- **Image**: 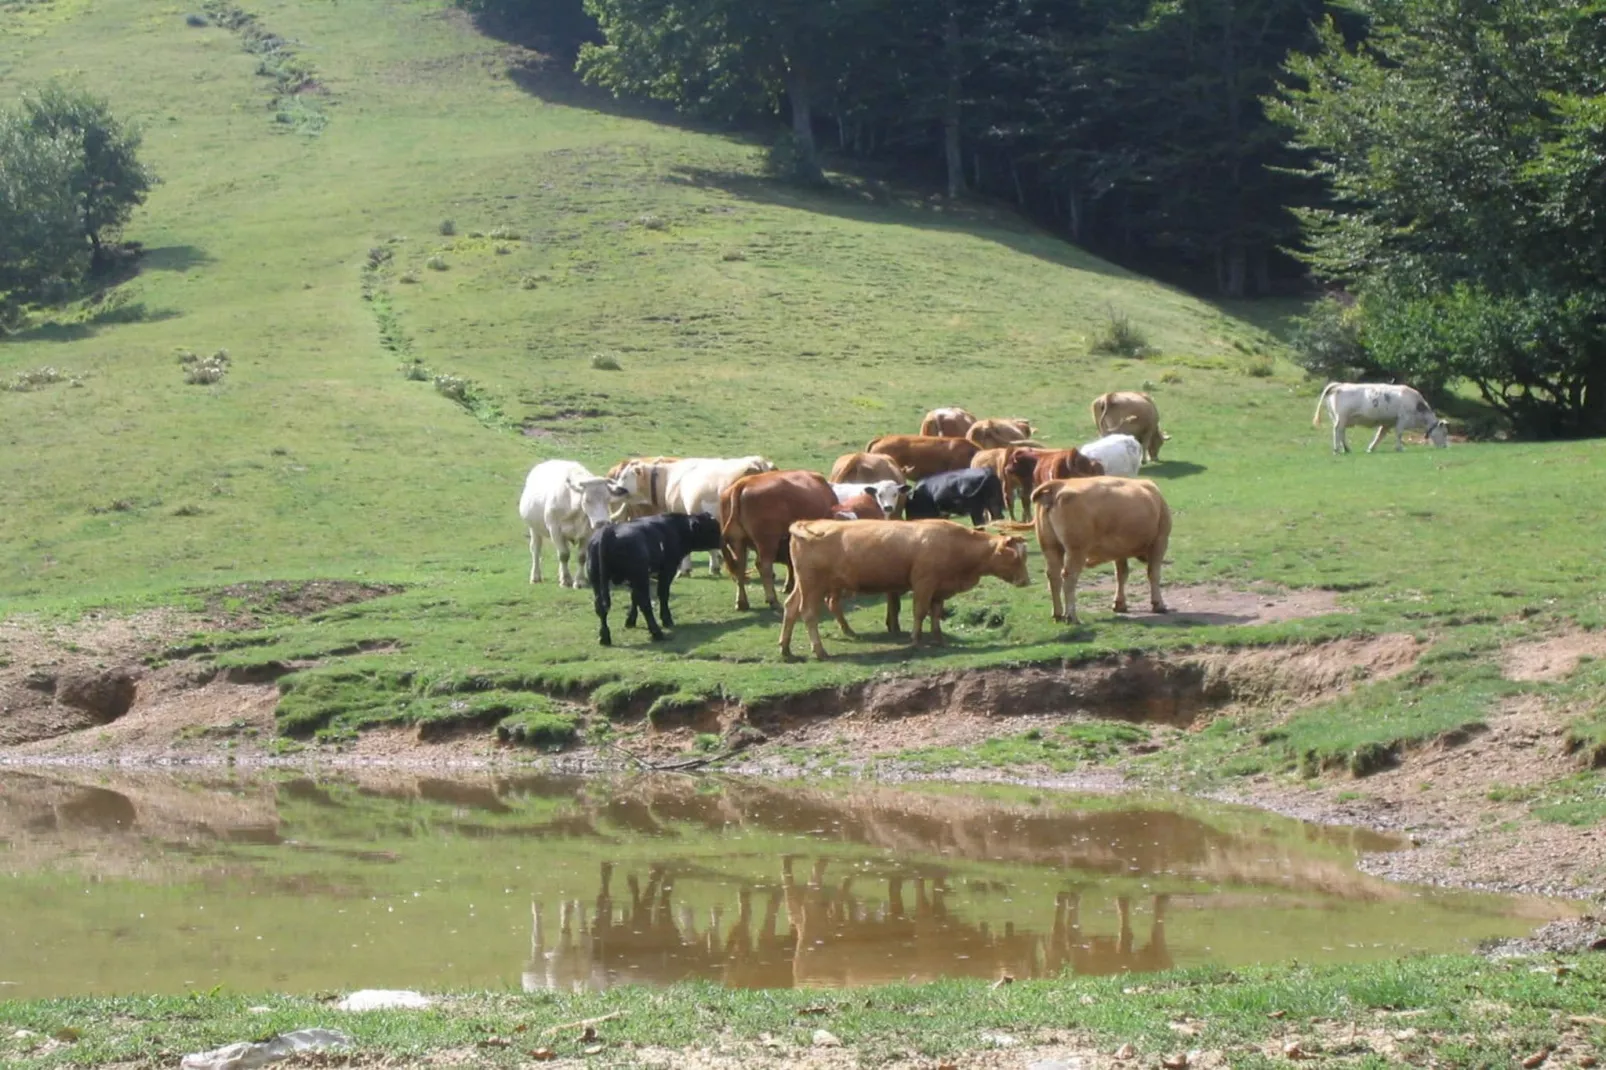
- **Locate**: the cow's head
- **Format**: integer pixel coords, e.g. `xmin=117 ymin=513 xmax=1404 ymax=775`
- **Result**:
xmin=1067 ymin=449 xmax=1105 ymax=478
xmin=989 ymin=535 xmax=1032 ymax=587
xmin=1425 ymin=418 xmax=1449 ymax=448
xmin=569 ymin=474 xmax=631 ymax=528
xmin=684 ymin=511 xmax=723 ymax=552
xmin=869 ymin=480 xmax=905 ymax=518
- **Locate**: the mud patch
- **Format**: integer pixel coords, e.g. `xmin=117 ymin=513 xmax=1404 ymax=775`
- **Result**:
xmin=1503 ymin=629 xmax=1606 ymax=682
xmin=747 ymin=634 xmax=1421 ymax=750
xmin=189 ymin=579 xmax=404 ymax=625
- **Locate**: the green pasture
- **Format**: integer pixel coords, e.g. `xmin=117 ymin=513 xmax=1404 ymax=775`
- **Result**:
xmin=2 ymin=0 xmax=1606 ymax=776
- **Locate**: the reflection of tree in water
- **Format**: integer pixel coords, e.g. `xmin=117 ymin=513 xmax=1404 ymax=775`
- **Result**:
xmin=523 ymin=859 xmax=1169 ymax=991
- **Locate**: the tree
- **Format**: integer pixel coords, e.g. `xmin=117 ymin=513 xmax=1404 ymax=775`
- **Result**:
xmin=0 ymin=120 xmax=87 ymax=325
xmin=13 ymin=83 xmax=153 ymax=263
xmin=580 ymin=0 xmax=884 ymax=183
xmin=1272 ymin=1 xmax=1606 ymax=436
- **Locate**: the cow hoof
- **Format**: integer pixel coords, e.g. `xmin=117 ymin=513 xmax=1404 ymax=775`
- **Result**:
xmin=662 ymin=615 xmax=675 ymax=628
xmin=1152 ymin=603 xmax=1170 ymax=614
xmin=598 ymin=634 xmax=612 ymax=647
xmin=649 ymin=632 xmax=666 ymax=642
xmin=1112 ymin=602 xmax=1128 ymax=614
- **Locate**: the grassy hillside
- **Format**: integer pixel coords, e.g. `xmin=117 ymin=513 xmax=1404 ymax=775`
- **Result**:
xmin=3 ymin=0 xmax=1605 ymax=756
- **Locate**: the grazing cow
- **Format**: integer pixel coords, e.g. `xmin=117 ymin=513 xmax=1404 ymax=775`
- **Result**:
xmin=919 ymin=407 xmax=977 ymax=438
xmin=1032 ymin=476 xmax=1171 ymax=625
xmin=1078 ymin=434 xmax=1144 ymax=477
xmin=865 ymin=434 xmax=979 ymax=480
xmin=518 ymin=460 xmax=629 ymax=587
xmin=719 ymin=470 xmax=843 ymax=611
xmin=1091 ymin=391 xmax=1169 ymax=463
xmin=905 ymin=468 xmax=1007 ymax=527
xmin=965 ymin=418 xmax=1036 ymax=450
xmin=831 ymin=480 xmax=906 ymax=519
xmin=779 ymin=519 xmax=1031 ymax=660
xmin=1008 ymin=447 xmax=1105 ymax=500
xmin=971 ymin=447 xmax=1031 ymax=521
xmin=1312 ymin=382 xmax=1450 ymax=453
xmin=659 ymin=456 xmax=776 ymax=575
xmin=586 ymin=512 xmax=722 ymax=645
xmin=606 ymin=456 xmax=680 ymax=520
xmin=829 ymin=451 xmax=907 ymax=485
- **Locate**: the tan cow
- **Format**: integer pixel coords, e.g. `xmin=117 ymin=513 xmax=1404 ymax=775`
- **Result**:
xmin=720 ymin=470 xmax=843 ymax=611
xmin=1032 ymin=476 xmax=1171 ymax=624
xmin=1090 ymin=391 xmax=1169 ymax=463
xmin=606 ymin=456 xmax=680 ymax=520
xmin=971 ymin=447 xmax=1029 ymax=521
xmin=828 ymin=451 xmax=907 ymax=486
xmin=919 ymin=406 xmax=977 ymax=438
xmin=779 ymin=518 xmax=1030 ymax=660
xmin=865 ymin=434 xmax=979 ymax=480
xmin=964 ymin=418 xmax=1035 ymax=449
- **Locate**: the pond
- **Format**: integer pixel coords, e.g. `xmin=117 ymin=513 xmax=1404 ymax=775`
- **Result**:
xmin=0 ymin=768 xmax=1579 ymax=999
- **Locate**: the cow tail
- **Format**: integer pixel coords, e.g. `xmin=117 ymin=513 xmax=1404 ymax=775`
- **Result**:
xmin=1312 ymin=383 xmax=1338 ymax=427
xmin=865 ymin=437 xmax=881 ymax=453
xmin=1091 ymin=395 xmax=1107 ymax=434
xmin=718 ymin=481 xmax=743 ymax=573
xmin=589 ymin=526 xmax=613 ymax=603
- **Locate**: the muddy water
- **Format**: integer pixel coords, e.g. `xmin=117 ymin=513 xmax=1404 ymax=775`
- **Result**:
xmin=0 ymin=769 xmax=1579 ymax=998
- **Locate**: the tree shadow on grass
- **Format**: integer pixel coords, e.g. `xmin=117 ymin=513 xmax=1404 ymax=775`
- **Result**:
xmin=140 ymin=245 xmax=215 ymax=273
xmin=2 ymin=302 xmax=181 ymax=344
xmin=665 ymin=164 xmax=1131 ymax=282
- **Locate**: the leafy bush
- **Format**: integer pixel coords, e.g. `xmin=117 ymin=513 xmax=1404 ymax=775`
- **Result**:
xmin=432 ymin=373 xmax=471 ymax=402
xmin=4 ymin=366 xmax=81 ymax=392
xmin=178 ymin=348 xmax=231 ymax=385
xmin=426 ymin=255 xmax=447 ymax=271
xmin=1289 ymin=294 xmax=1378 ymax=383
xmin=637 ymin=214 xmax=665 ymax=231
xmin=438 ymin=218 xmax=456 ymax=236
xmin=1244 ymin=355 xmax=1275 ymax=378
xmin=1089 ymin=306 xmax=1152 ymax=358
xmin=488 ymin=225 xmax=519 ymax=241
xmin=590 ymin=353 xmax=621 ymax=371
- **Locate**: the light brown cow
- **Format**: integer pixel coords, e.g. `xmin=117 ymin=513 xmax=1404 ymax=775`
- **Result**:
xmin=964 ymin=418 xmax=1035 ymax=450
xmin=828 ymin=451 xmax=907 ymax=486
xmin=780 ymin=518 xmax=1031 ymax=660
xmin=1031 ymin=476 xmax=1171 ymax=624
xmin=971 ymin=447 xmax=1030 ymax=521
xmin=919 ymin=407 xmax=977 ymax=438
xmin=865 ymin=434 xmax=979 ymax=481
xmin=606 ymin=456 xmax=680 ymax=520
xmin=1090 ymin=391 xmax=1169 ymax=463
xmin=719 ymin=470 xmax=842 ymax=611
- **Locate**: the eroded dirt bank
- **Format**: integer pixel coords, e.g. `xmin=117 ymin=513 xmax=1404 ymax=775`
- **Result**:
xmin=4 ymin=598 xmax=1605 ymax=902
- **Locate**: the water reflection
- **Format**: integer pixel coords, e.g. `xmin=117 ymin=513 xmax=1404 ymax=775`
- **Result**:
xmin=0 ymin=767 xmax=1582 ymax=999
xmin=523 ymin=858 xmax=1175 ymax=990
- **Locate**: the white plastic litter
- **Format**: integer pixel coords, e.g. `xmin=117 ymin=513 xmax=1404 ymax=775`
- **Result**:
xmin=335 ymin=989 xmax=433 ymax=1011
xmin=180 ymin=1028 xmax=353 ymax=1070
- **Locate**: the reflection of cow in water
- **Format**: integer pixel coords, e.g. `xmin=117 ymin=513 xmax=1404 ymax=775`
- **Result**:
xmin=523 ymin=859 xmax=1171 ymax=990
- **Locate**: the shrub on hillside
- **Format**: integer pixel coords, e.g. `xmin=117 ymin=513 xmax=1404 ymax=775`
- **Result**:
xmin=1290 ymin=293 xmax=1377 ymax=383
xmin=178 ymin=348 xmax=231 ymax=385
xmin=1089 ymin=306 xmax=1152 ymax=358
xmin=590 ymin=353 xmax=621 ymax=371
xmin=439 ymin=219 xmax=456 ymax=236
xmin=426 ymin=255 xmax=448 ymax=271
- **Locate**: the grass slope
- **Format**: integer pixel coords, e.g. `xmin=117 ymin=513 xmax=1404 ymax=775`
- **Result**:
xmin=3 ymin=0 xmax=1606 ymax=764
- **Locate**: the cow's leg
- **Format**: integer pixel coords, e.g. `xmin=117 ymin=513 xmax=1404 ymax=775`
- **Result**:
xmin=830 ymin=590 xmax=857 ymax=637
xmin=969 ymin=507 xmax=986 ymax=528
xmin=885 ymin=593 xmax=903 ymax=635
xmin=528 ymin=527 xmax=544 ymax=584
xmin=929 ymin=599 xmax=947 ymax=644
xmin=707 ymin=549 xmax=723 ymax=576
xmin=725 ymin=533 xmax=751 ymax=611
xmin=1367 ymin=424 xmax=1388 ymax=453
xmin=757 ymin=543 xmax=783 ymax=610
xmin=1146 ymin=550 xmax=1168 ymax=614
xmin=780 ymin=586 xmax=802 ymax=659
xmin=1112 ymin=558 xmax=1130 ymax=613
xmin=657 ymin=566 xmax=677 ymax=629
xmin=910 ymin=592 xmax=929 ymax=646
xmin=802 ymin=587 xmax=829 ymax=660
xmin=554 ymin=533 xmax=576 ymax=588
xmin=633 ymin=574 xmax=665 ymax=641
xmin=1333 ymin=417 xmax=1347 ymax=454
xmin=1040 ymin=534 xmax=1067 ymax=622
xmin=1062 ymin=558 xmax=1084 ymax=625
xmin=593 ymin=577 xmax=613 ymax=646
xmin=1393 ymin=418 xmax=1407 ymax=451
xmin=677 ymin=554 xmax=694 ymax=578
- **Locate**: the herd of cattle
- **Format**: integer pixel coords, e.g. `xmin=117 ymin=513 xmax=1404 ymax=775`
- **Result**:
xmin=517 ymin=382 xmax=1451 ymax=659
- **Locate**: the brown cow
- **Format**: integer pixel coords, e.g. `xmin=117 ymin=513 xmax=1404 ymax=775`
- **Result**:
xmin=833 ymin=491 xmax=886 ymax=520
xmin=1007 ymin=448 xmax=1104 ymax=501
xmin=1090 ymin=392 xmax=1169 ymax=463
xmin=971 ymin=447 xmax=1029 ymax=521
xmin=606 ymin=456 xmax=680 ymax=520
xmin=918 ymin=407 xmax=977 ymax=438
xmin=779 ymin=518 xmax=1030 ymax=660
xmin=964 ymin=418 xmax=1035 ymax=450
xmin=1031 ymin=476 xmax=1171 ymax=624
xmin=865 ymin=434 xmax=979 ymax=481
xmin=719 ymin=470 xmax=841 ymax=611
xmin=828 ymin=452 xmax=907 ymax=485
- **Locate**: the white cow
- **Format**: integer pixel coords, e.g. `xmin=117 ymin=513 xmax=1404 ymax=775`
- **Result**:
xmin=1313 ymin=382 xmax=1449 ymax=453
xmin=1077 ymin=434 xmax=1144 ymax=477
xmin=830 ymin=480 xmax=906 ymax=518
xmin=518 ymin=460 xmax=628 ymax=587
xmin=663 ymin=456 xmax=775 ymax=574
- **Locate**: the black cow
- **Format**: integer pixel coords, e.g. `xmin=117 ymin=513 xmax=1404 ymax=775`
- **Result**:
xmin=905 ymin=468 xmax=1006 ymax=527
xmin=586 ymin=512 xmax=722 ymax=646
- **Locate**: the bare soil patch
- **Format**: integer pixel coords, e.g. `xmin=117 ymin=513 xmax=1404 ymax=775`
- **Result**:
xmin=1227 ymin=693 xmax=1606 ymax=899
xmin=1503 ymin=628 xmax=1606 ymax=682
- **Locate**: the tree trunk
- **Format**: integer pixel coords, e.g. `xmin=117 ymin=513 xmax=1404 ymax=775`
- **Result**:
xmin=1011 ymin=159 xmax=1025 ymax=206
xmin=942 ymin=5 xmax=964 ymax=199
xmin=1582 ymin=354 xmax=1606 ymax=435
xmin=785 ymin=64 xmax=825 ymax=185
xmin=1067 ymin=188 xmax=1082 ymax=242
xmin=1222 ymin=245 xmax=1247 ymax=298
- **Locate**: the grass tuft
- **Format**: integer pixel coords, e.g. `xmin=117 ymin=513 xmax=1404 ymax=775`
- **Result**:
xmin=1089 ymin=305 xmax=1152 ymax=358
